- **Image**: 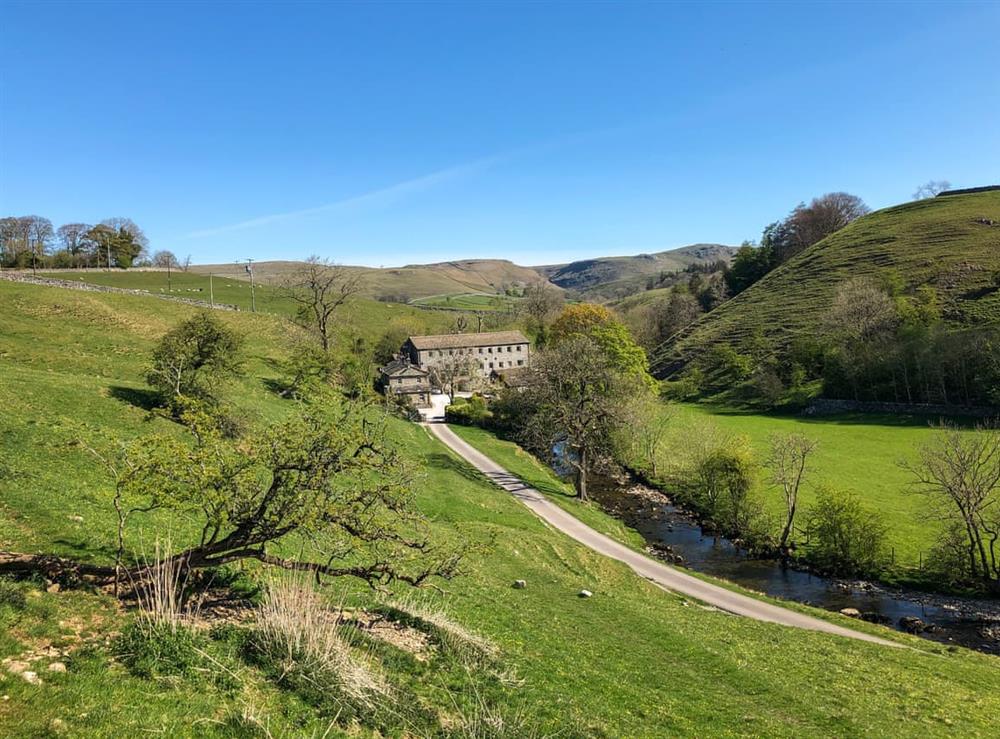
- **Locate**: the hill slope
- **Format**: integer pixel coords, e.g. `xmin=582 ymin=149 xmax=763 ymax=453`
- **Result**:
xmin=3 ymin=281 xmax=999 ymax=734
xmin=653 ymin=191 xmax=1000 ymax=375
xmin=192 ymin=258 xmax=552 ymax=301
xmin=537 ymin=243 xmax=735 ymax=297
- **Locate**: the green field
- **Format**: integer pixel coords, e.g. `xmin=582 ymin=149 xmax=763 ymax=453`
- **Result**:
xmin=41 ymin=269 xmax=457 ymax=336
xmin=642 ymin=403 xmax=986 ymax=583
xmin=409 ymin=291 xmax=522 ymax=312
xmin=2 ymin=281 xmax=999 ymax=736
xmin=655 ymin=190 xmax=1000 ymax=373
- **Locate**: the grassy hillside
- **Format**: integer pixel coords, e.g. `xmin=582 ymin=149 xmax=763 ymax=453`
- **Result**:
xmin=654 ymin=191 xmax=1000 ymax=375
xmin=537 ymin=243 xmax=734 ymax=299
xmin=191 ymin=258 xmax=550 ymax=301
xmin=2 ymin=281 xmax=1000 ymax=736
xmin=41 ymin=269 xmax=458 ymax=334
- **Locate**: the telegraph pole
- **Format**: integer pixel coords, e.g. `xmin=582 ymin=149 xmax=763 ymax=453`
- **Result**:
xmin=245 ymin=259 xmax=256 ymax=312
xmin=209 ymin=273 xmax=215 ymax=307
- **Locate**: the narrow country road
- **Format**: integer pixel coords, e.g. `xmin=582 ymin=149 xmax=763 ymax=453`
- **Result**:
xmin=424 ymin=421 xmax=900 ymax=648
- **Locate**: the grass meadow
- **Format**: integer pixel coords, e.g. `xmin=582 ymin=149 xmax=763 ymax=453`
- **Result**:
xmin=1 ymin=280 xmax=999 ymax=736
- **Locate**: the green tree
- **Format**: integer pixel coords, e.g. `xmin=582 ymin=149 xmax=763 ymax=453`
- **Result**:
xmin=805 ymin=487 xmax=887 ymax=575
xmin=521 ymin=335 xmax=643 ymax=500
xmin=549 ymin=303 xmax=653 ymax=387
xmin=147 ymin=312 xmax=244 ymax=408
xmin=92 ymin=397 xmax=464 ymax=587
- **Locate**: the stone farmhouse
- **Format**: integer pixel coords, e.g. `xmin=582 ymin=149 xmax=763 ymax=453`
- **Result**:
xmin=379 ymin=330 xmax=532 ymax=407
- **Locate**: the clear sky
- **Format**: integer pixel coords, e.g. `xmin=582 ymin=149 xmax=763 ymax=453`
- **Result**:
xmin=2 ymin=1 xmax=998 ymax=268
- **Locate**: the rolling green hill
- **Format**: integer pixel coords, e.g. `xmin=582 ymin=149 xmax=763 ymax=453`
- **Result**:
xmin=537 ymin=243 xmax=735 ymax=299
xmin=191 ymin=258 xmax=550 ymax=302
xmin=3 ymin=280 xmax=999 ymax=735
xmin=653 ymin=190 xmax=1000 ymax=376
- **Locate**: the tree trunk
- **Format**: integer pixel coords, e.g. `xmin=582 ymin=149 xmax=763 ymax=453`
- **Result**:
xmin=575 ymin=448 xmax=589 ymax=501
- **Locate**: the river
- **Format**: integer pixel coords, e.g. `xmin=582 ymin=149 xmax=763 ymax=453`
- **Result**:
xmin=589 ymin=477 xmax=1000 ymax=654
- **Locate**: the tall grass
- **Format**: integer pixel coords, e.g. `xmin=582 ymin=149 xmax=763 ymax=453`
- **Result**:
xmin=132 ymin=539 xmax=189 ymax=630
xmin=253 ymin=575 xmax=387 ymax=707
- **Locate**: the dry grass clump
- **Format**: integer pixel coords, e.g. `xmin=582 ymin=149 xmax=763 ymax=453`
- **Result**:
xmin=132 ymin=539 xmax=189 ymax=631
xmin=390 ymin=596 xmax=498 ymax=662
xmin=254 ymin=575 xmax=388 ymax=707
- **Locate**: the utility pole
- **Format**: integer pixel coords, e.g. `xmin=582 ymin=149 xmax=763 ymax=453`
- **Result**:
xmin=166 ymin=258 xmax=172 ymax=293
xmin=209 ymin=273 xmax=214 ymax=307
xmin=245 ymin=259 xmax=256 ymax=312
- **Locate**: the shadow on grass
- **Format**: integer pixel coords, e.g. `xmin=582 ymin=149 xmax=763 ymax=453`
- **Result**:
xmin=108 ymin=385 xmax=161 ymax=412
xmin=695 ymin=403 xmax=986 ymax=429
xmin=426 ymin=453 xmax=489 ymax=485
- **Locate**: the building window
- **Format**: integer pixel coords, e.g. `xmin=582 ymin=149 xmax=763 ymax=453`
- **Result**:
xmin=489 ymin=362 xmax=494 ymax=369
xmin=517 ymin=360 xmax=524 ymax=366
xmin=516 ymin=345 xmax=522 ymax=352
xmin=488 ymin=347 xmax=493 ymax=353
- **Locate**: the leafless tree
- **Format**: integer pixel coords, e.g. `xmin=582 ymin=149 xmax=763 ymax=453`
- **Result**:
xmin=902 ymin=423 xmax=1000 ymax=591
xmin=429 ymin=354 xmax=478 ymax=401
xmin=823 ymin=276 xmax=898 ymax=345
xmin=766 ymin=433 xmax=819 ymax=553
xmin=182 ymin=254 xmax=192 ymax=271
xmin=56 ymin=223 xmax=92 ymax=263
xmin=622 ymin=397 xmax=674 ymax=479
xmin=100 ymin=217 xmax=149 ymax=248
xmin=152 ymin=250 xmax=180 ymax=269
xmin=789 ymin=192 xmax=870 ymax=252
xmin=283 ymin=256 xmax=364 ymax=352
xmin=522 ymin=281 xmax=564 ymax=342
xmin=912 ymin=180 xmax=951 ymax=200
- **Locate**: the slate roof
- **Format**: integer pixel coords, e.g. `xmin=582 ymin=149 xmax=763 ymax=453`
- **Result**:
xmin=380 ymin=359 xmax=429 ymax=377
xmin=407 ymin=331 xmax=530 ymax=350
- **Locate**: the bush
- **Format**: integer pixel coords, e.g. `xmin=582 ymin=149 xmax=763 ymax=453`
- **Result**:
xmin=115 ymin=620 xmax=206 ymax=678
xmin=688 ymin=441 xmax=773 ymax=549
xmin=446 ymin=395 xmax=493 ymax=427
xmin=804 ymin=487 xmax=887 ymax=576
xmin=147 ymin=311 xmax=244 ymax=409
xmin=0 ymin=577 xmax=27 ymax=611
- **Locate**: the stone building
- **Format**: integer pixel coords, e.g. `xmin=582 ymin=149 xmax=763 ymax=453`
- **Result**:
xmin=378 ymin=330 xmax=532 ymax=406
xmin=401 ymin=330 xmax=531 ymax=379
xmin=378 ymin=357 xmax=432 ymax=408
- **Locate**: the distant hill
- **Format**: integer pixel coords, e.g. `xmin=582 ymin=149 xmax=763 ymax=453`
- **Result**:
xmin=191 ymin=259 xmax=550 ymax=302
xmin=652 ymin=190 xmax=1000 ymax=377
xmin=192 ymin=245 xmax=735 ymax=304
xmin=536 ymin=243 xmax=735 ymax=299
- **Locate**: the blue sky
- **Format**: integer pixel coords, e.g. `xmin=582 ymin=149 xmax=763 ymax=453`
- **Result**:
xmin=2 ymin=1 xmax=998 ymax=267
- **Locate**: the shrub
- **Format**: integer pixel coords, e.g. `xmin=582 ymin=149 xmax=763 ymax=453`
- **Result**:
xmin=0 ymin=577 xmax=27 ymax=611
xmin=804 ymin=487 xmax=887 ymax=576
xmin=446 ymin=395 xmax=493 ymax=427
xmin=147 ymin=311 xmax=244 ymax=409
xmin=115 ymin=620 xmax=206 ymax=678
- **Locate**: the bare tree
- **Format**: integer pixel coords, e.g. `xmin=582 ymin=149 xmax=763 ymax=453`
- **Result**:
xmin=623 ymin=397 xmax=674 ymax=479
xmin=766 ymin=433 xmax=819 ymax=554
xmin=56 ymin=223 xmax=93 ymax=265
xmin=284 ymin=256 xmax=364 ymax=352
xmin=522 ymin=281 xmax=564 ymax=343
xmin=100 ymin=217 xmax=149 ymax=248
xmin=429 ymin=354 xmax=478 ymax=401
xmin=912 ymin=180 xmax=951 ymax=200
xmin=182 ymin=254 xmax=192 ymax=272
xmin=788 ymin=192 xmax=870 ymax=254
xmin=152 ymin=250 xmax=180 ymax=269
xmin=823 ymin=276 xmax=898 ymax=345
xmin=24 ymin=216 xmax=54 ymax=273
xmin=903 ymin=424 xmax=1000 ymax=591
